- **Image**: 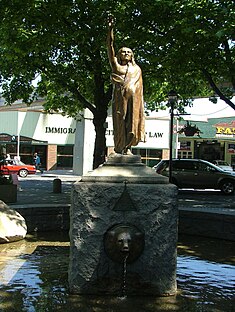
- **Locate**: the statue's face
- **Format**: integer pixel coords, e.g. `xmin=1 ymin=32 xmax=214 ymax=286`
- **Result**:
xmin=119 ymin=47 xmax=132 ymax=63
xmin=117 ymin=231 xmax=131 ymax=252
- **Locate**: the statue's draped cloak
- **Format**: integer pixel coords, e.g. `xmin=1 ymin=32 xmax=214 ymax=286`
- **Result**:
xmin=111 ymin=64 xmax=146 ymax=153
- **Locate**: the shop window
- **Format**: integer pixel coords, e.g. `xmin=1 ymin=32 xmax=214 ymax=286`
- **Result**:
xmin=4 ymin=143 xmax=47 ymax=166
xmin=131 ymin=148 xmax=162 ymax=167
xmin=31 ymin=146 xmax=47 ymax=167
xmin=20 ymin=146 xmax=36 ymax=164
xmin=177 ymin=151 xmax=192 ymax=159
xmin=6 ymin=144 xmax=17 ymax=154
xmin=178 ymin=141 xmax=192 ymax=159
xmin=179 ymin=141 xmax=191 ymax=150
xmin=57 ymin=145 xmax=73 ymax=168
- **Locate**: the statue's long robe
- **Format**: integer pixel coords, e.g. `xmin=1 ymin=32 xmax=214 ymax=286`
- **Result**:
xmin=111 ymin=64 xmax=146 ymax=153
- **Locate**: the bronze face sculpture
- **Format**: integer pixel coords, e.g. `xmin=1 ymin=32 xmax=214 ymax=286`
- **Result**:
xmin=104 ymin=224 xmax=145 ymax=263
xmin=107 ymin=18 xmax=146 ymax=155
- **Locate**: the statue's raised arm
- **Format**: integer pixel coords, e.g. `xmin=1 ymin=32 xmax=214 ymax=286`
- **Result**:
xmin=107 ymin=16 xmax=116 ymax=69
xmin=107 ymin=18 xmax=146 ymax=155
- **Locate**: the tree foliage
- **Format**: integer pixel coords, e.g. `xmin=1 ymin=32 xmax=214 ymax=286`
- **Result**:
xmin=0 ymin=0 xmax=234 ymax=167
xmin=0 ymin=0 xmax=114 ymax=168
xmin=120 ymin=0 xmax=235 ymax=110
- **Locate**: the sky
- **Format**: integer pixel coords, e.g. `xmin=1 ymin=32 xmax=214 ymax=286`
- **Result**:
xmin=149 ymin=97 xmax=235 ymax=121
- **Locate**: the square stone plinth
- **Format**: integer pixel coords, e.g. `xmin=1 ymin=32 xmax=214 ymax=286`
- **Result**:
xmin=69 ymin=179 xmax=178 ymax=296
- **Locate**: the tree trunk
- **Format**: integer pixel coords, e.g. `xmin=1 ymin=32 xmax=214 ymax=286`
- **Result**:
xmin=93 ymin=109 xmax=107 ymax=169
xmin=91 ymin=50 xmax=111 ymax=169
xmin=202 ymin=68 xmax=235 ymax=110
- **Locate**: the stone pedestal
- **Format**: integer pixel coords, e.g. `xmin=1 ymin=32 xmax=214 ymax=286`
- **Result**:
xmin=69 ymin=154 xmax=178 ymax=296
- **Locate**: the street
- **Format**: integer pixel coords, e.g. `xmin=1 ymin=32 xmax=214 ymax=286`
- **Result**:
xmin=11 ymin=173 xmax=235 ymax=210
xmin=178 ymin=188 xmax=235 ymax=210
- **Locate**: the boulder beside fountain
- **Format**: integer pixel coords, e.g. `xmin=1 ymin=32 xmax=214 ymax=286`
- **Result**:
xmin=69 ymin=154 xmax=178 ymax=296
xmin=0 ymin=200 xmax=27 ymax=243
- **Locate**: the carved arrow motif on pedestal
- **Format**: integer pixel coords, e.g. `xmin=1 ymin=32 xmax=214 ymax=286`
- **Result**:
xmin=113 ymin=181 xmax=137 ymax=211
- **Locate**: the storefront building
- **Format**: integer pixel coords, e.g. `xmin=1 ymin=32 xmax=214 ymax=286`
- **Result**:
xmin=1 ymin=99 xmax=235 ymax=173
xmin=0 ymin=109 xmax=76 ymax=170
xmin=105 ymin=114 xmax=235 ymax=169
xmin=177 ymin=117 xmax=235 ymax=168
xmin=105 ymin=116 xmax=170 ymax=167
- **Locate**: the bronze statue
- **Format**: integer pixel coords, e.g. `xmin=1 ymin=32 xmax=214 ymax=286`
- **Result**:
xmin=107 ymin=17 xmax=146 ymax=155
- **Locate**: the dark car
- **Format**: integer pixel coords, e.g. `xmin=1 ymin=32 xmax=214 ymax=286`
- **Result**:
xmin=154 ymin=159 xmax=235 ymax=195
xmin=211 ymin=160 xmax=233 ymax=172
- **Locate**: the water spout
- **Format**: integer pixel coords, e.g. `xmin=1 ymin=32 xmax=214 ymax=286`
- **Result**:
xmin=104 ymin=224 xmax=145 ymax=264
xmin=121 ymin=253 xmax=129 ymax=298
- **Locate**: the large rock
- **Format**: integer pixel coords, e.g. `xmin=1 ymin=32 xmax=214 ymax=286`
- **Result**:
xmin=0 ymin=200 xmax=27 ymax=243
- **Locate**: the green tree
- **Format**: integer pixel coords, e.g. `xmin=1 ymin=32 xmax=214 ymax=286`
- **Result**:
xmin=0 ymin=0 xmax=115 ymax=168
xmin=0 ymin=0 xmax=234 ymax=169
xmin=118 ymin=0 xmax=235 ymax=110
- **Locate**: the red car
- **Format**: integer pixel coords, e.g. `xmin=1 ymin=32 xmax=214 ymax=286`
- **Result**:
xmin=0 ymin=159 xmax=36 ymax=177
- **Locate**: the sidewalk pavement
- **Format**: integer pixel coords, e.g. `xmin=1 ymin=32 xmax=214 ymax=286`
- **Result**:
xmin=41 ymin=169 xmax=81 ymax=179
xmin=7 ymin=169 xmax=235 ymax=216
xmin=9 ymin=170 xmax=81 ymax=207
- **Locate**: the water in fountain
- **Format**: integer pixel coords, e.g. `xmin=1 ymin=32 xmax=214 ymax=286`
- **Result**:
xmin=0 ymin=232 xmax=234 ymax=311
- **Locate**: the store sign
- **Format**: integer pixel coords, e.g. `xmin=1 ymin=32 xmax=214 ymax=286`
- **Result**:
xmin=45 ymin=127 xmax=76 ymax=134
xmin=214 ymin=121 xmax=235 ymax=137
xmin=106 ymin=129 xmax=164 ymax=139
xmin=228 ymin=143 xmax=235 ymax=154
xmin=105 ymin=118 xmax=169 ymax=149
xmin=179 ymin=141 xmax=191 ymax=150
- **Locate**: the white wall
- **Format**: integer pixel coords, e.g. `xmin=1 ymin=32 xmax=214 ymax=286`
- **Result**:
xmin=105 ymin=116 xmax=170 ymax=149
xmin=73 ymin=109 xmax=95 ymax=176
xmin=0 ymin=111 xmax=76 ymax=144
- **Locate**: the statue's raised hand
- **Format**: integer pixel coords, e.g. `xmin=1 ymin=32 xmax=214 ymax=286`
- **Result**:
xmin=107 ymin=15 xmax=114 ymax=28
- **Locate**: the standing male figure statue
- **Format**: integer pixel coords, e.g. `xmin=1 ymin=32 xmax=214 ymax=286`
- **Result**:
xmin=107 ymin=17 xmax=146 ymax=155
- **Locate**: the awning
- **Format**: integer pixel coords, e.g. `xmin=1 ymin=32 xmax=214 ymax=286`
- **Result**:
xmin=0 ymin=133 xmax=48 ymax=145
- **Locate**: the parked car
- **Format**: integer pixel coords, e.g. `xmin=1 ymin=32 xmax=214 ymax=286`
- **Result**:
xmin=0 ymin=159 xmax=36 ymax=177
xmin=154 ymin=159 xmax=235 ymax=195
xmin=211 ymin=160 xmax=233 ymax=172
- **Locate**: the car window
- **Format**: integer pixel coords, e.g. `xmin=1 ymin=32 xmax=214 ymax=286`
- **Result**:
xmin=173 ymin=161 xmax=198 ymax=171
xmin=6 ymin=160 xmax=14 ymax=165
xmin=198 ymin=162 xmax=216 ymax=172
xmin=217 ymin=161 xmax=229 ymax=166
xmin=158 ymin=161 xmax=169 ymax=172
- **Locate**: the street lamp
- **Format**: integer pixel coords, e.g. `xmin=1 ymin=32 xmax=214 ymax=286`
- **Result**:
xmin=168 ymin=90 xmax=178 ymax=183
